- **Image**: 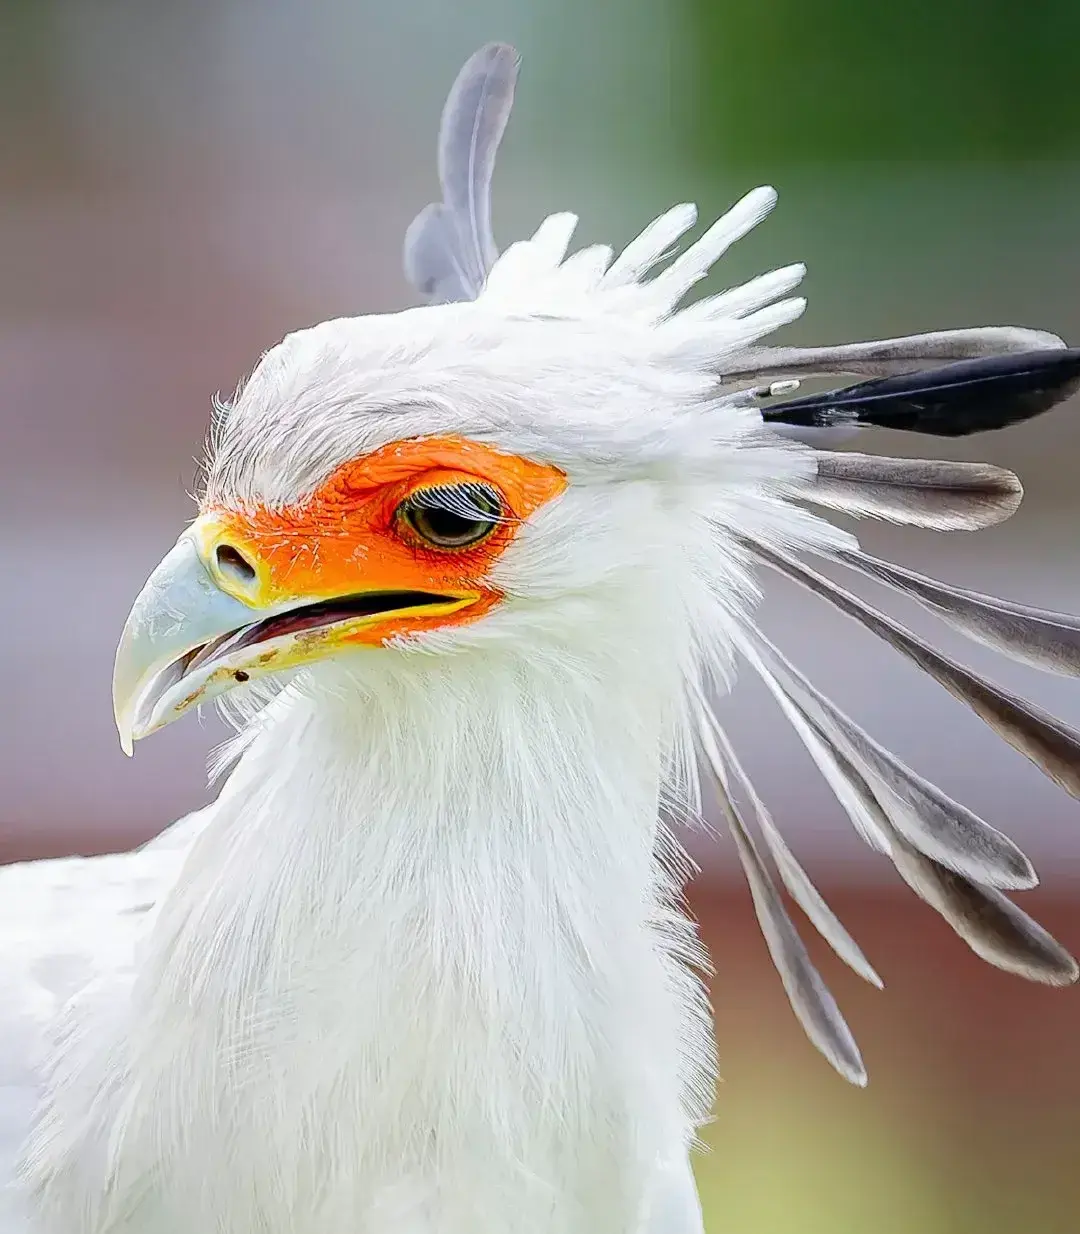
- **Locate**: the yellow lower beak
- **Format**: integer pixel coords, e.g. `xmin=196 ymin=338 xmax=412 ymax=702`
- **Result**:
xmin=112 ymin=531 xmax=473 ymax=754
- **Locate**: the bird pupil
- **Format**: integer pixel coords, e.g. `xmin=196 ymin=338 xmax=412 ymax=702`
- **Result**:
xmin=401 ymin=485 xmax=501 ymax=549
xmin=425 ymin=508 xmax=475 ymax=538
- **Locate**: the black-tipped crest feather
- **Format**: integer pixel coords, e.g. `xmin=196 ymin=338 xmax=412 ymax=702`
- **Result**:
xmin=697 ymin=719 xmax=868 ymax=1085
xmin=888 ymin=840 xmax=1079 ymax=986
xmin=750 ymin=539 xmax=1080 ymax=800
xmin=739 ymin=633 xmax=1078 ymax=985
xmin=763 ymin=349 xmax=1080 ymax=437
xmin=746 ymin=626 xmax=1037 ymax=891
xmin=802 ymin=452 xmax=1022 ymax=530
xmin=736 ymin=327 xmax=1066 ymax=381
xmin=833 ymin=547 xmax=1080 ymax=677
xmin=698 ymin=707 xmax=882 ymax=989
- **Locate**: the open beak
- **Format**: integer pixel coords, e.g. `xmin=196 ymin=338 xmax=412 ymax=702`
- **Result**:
xmin=112 ymin=528 xmax=475 ymax=754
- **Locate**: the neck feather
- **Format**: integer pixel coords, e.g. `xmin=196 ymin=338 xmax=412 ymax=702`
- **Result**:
xmin=136 ymin=629 xmax=714 ymax=1227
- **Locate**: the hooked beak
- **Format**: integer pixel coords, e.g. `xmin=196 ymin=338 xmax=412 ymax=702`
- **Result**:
xmin=112 ymin=525 xmax=475 ymax=754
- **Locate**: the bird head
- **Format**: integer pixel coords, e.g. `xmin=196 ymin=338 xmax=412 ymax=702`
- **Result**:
xmin=112 ymin=43 xmax=1080 ymax=1085
xmin=112 ymin=176 xmax=828 ymax=756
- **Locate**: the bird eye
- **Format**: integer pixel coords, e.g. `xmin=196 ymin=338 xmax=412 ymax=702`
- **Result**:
xmin=397 ymin=483 xmax=503 ymax=550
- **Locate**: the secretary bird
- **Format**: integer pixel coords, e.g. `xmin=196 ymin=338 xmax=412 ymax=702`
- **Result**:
xmin=4 ymin=41 xmax=1080 ymax=1234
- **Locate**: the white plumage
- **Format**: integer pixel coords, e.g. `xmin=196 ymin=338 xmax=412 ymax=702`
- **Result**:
xmin=3 ymin=41 xmax=1080 ymax=1234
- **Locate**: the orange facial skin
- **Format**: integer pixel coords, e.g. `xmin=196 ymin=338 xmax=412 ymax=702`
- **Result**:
xmin=196 ymin=436 xmax=567 ymax=646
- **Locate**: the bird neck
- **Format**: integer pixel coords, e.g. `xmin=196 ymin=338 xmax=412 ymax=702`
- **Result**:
xmin=152 ymin=607 xmax=706 ymax=988
xmin=137 ymin=632 xmax=713 ymax=1225
xmin=197 ymin=638 xmax=687 ymax=934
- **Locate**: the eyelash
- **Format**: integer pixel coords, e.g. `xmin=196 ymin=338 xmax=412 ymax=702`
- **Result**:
xmin=408 ymin=483 xmax=510 ymax=522
xmin=395 ymin=482 xmax=510 ymax=550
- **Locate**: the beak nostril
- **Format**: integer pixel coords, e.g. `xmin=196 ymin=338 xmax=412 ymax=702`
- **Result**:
xmin=214 ymin=543 xmax=258 ymax=587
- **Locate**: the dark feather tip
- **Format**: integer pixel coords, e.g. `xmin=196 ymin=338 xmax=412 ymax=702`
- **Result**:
xmin=763 ymin=348 xmax=1080 ymax=437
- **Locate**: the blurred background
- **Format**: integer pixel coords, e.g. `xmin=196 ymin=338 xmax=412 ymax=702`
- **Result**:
xmin=2 ymin=1 xmax=1079 ymax=1229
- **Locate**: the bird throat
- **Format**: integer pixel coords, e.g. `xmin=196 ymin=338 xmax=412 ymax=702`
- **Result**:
xmin=131 ymin=646 xmax=712 ymax=1230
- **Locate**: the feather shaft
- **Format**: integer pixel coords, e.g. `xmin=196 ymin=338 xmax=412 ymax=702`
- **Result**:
xmin=800 ymin=452 xmax=1022 ymax=531
xmin=698 ymin=717 xmax=868 ymax=1085
xmin=832 ymin=547 xmax=1080 ymax=678
xmin=746 ymin=628 xmax=1036 ymax=890
xmin=760 ymin=349 xmax=1080 ymax=437
xmin=740 ymin=633 xmax=1077 ymax=983
xmin=750 ymin=540 xmax=1080 ymax=800
xmin=733 ymin=327 xmax=1066 ymax=380
xmin=698 ymin=708 xmax=882 ymax=987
